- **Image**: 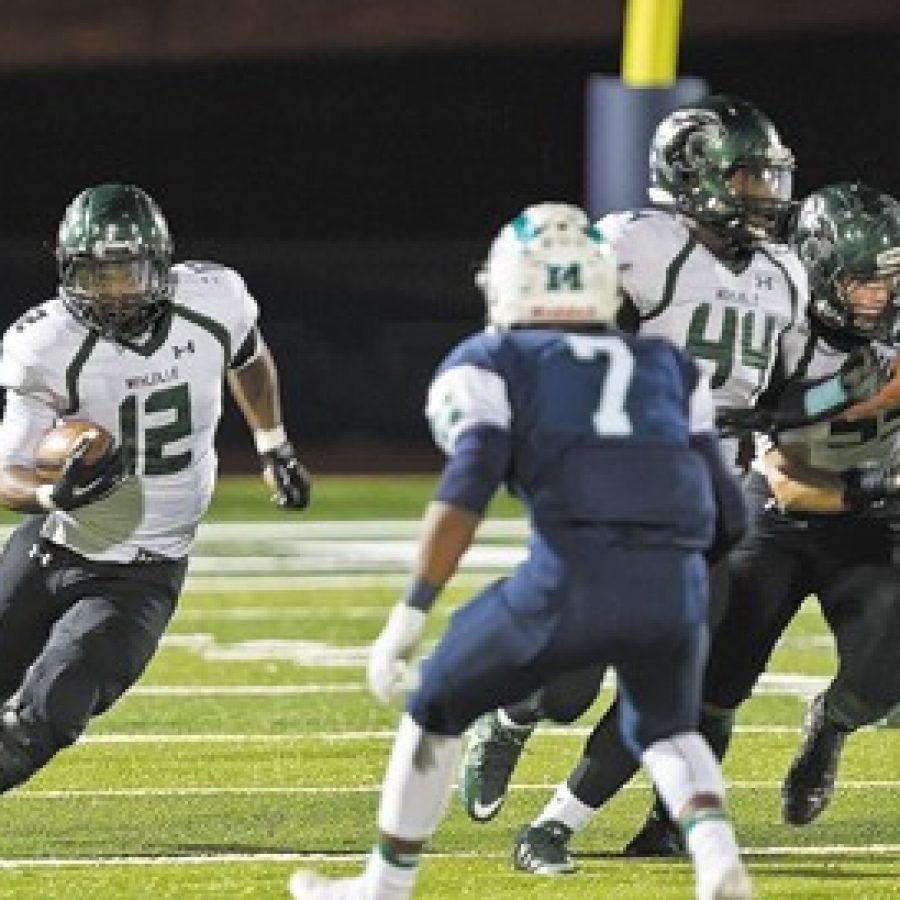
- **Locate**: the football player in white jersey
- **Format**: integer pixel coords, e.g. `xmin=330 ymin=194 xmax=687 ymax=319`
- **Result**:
xmin=458 ymin=96 xmax=892 ymax=869
xmin=0 ymin=183 xmax=309 ymax=793
xmin=703 ymin=182 xmax=900 ymax=829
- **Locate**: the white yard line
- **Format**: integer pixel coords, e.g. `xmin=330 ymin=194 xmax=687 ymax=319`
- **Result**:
xmin=181 ymin=573 xmax=497 ymax=592
xmin=78 ymin=722 xmax=888 ymax=743
xmin=131 ymin=673 xmax=832 ymax=698
xmin=14 ymin=780 xmax=900 ymax=800
xmin=0 ymin=845 xmax=897 ymax=870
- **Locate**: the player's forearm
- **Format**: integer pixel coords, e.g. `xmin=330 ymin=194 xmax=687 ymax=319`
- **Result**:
xmin=761 ymin=448 xmax=847 ymax=513
xmin=413 ymin=501 xmax=481 ymax=590
xmin=226 ymin=335 xmax=283 ymax=434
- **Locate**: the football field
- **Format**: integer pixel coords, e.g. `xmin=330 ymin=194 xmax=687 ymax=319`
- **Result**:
xmin=0 ymin=476 xmax=897 ymax=899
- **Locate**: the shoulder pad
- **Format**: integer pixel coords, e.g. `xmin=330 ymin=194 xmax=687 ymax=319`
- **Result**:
xmin=435 ymin=328 xmax=504 ymax=378
xmin=172 ymin=261 xmax=245 ymax=296
xmin=0 ymin=298 xmax=83 ymax=406
xmin=596 ymin=210 xmax=691 ymax=317
xmin=171 ymin=261 xmax=258 ymax=356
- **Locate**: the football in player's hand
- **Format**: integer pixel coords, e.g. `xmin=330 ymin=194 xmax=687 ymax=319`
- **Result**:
xmin=35 ymin=419 xmax=113 ymax=483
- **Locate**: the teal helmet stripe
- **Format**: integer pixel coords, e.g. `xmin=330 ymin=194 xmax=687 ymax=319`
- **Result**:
xmin=511 ymin=212 xmax=541 ymax=243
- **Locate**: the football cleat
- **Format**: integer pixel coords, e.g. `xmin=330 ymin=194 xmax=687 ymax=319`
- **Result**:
xmin=457 ymin=711 xmax=533 ymax=822
xmin=622 ymin=809 xmax=686 ymax=857
xmin=511 ymin=820 xmax=576 ymax=875
xmin=782 ymin=693 xmax=847 ymax=826
xmin=288 ymin=870 xmax=369 ymax=899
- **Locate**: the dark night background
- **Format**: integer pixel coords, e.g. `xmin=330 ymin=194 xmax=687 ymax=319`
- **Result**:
xmin=0 ymin=10 xmax=897 ymax=471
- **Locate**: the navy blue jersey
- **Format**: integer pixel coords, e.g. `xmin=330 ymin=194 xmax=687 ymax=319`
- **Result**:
xmin=426 ymin=327 xmax=718 ymax=547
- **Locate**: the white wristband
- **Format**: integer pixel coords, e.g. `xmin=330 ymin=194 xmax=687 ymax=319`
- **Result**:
xmin=254 ymin=425 xmax=287 ymax=455
xmin=35 ymin=484 xmax=58 ymax=511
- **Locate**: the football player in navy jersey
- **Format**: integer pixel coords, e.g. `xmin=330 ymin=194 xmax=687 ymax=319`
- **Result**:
xmin=289 ymin=202 xmax=752 ymax=900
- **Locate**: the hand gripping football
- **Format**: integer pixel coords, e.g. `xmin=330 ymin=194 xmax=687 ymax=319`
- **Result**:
xmin=35 ymin=419 xmax=113 ymax=483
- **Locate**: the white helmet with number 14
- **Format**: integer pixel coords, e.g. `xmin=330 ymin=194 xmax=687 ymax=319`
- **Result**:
xmin=478 ymin=202 xmax=620 ymax=329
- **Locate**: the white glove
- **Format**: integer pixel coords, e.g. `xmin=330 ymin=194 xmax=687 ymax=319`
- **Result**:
xmin=367 ymin=603 xmax=427 ymax=704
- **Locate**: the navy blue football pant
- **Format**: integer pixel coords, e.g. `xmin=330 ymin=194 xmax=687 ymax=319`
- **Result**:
xmin=407 ymin=526 xmax=709 ymax=756
xmin=0 ymin=516 xmax=186 ymax=791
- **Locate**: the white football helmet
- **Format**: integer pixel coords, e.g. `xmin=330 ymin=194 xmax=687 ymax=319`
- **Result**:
xmin=479 ymin=202 xmax=620 ymax=328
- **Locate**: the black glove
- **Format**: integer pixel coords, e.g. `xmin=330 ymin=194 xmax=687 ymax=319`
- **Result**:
xmin=260 ymin=440 xmax=311 ymax=509
xmin=718 ymin=346 xmax=896 ymax=438
xmin=835 ymin=345 xmax=894 ymax=404
xmin=715 ymin=406 xmax=775 ymax=437
xmin=49 ymin=436 xmax=126 ymax=511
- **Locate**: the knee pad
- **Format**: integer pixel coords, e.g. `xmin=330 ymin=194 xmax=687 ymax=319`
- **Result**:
xmin=38 ymin=664 xmax=97 ymax=747
xmin=0 ymin=697 xmax=55 ymax=792
xmin=22 ymin=648 xmax=100 ymax=749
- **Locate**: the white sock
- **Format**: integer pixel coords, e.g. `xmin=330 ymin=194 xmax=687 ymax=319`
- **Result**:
xmin=377 ymin=713 xmax=462 ymax=840
xmin=686 ymin=817 xmax=740 ymax=863
xmin=498 ymin=708 xmax=534 ymax=732
xmin=533 ymin=782 xmax=596 ymax=833
xmin=641 ymin=732 xmax=725 ymax=816
xmin=363 ymin=847 xmax=418 ymax=900
xmin=642 ymin=733 xmax=744 ymax=895
xmin=687 ymin=818 xmax=744 ymax=897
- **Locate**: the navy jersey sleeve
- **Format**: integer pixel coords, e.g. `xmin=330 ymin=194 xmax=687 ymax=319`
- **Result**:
xmin=425 ymin=331 xmax=513 ymax=514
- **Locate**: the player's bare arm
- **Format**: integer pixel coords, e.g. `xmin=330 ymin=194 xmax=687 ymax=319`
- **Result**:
xmin=228 ymin=330 xmax=311 ymax=509
xmin=226 ymin=330 xmax=282 ymax=432
xmin=761 ymin=446 xmax=847 ymax=513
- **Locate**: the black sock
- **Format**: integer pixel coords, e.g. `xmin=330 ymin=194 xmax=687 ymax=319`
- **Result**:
xmin=565 ymin=700 xmax=640 ymax=807
xmin=699 ymin=705 xmax=735 ymax=761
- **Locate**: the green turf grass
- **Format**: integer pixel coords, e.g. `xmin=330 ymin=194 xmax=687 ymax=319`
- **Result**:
xmin=0 ymin=484 xmax=896 ymax=898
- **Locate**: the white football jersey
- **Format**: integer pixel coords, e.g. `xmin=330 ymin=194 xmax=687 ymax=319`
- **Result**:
xmin=757 ymin=321 xmax=900 ymax=473
xmin=599 ymin=210 xmax=808 ymax=410
xmin=0 ymin=261 xmax=257 ymax=561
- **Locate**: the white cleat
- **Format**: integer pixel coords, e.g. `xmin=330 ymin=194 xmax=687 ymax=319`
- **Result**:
xmin=288 ymin=870 xmax=370 ymax=900
xmin=697 ymin=860 xmax=753 ymax=900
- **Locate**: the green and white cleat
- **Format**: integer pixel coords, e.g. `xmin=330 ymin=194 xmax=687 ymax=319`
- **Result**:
xmin=457 ymin=710 xmax=533 ymax=822
xmin=511 ymin=821 xmax=576 ymax=875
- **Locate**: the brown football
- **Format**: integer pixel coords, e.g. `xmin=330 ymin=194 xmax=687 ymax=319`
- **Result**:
xmin=34 ymin=419 xmax=113 ymax=483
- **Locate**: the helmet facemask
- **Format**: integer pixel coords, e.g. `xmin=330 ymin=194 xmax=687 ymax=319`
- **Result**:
xmin=717 ymin=160 xmax=795 ymax=241
xmin=57 ymin=184 xmax=174 ymax=342
xmin=61 ymin=250 xmax=172 ymax=341
xmin=649 ymin=96 xmax=796 ymax=248
xmin=793 ymin=183 xmax=900 ymax=341
xmin=832 ymin=271 xmax=899 ymax=338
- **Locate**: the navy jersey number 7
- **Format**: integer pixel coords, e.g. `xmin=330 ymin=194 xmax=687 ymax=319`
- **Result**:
xmin=426 ymin=327 xmax=723 ymax=548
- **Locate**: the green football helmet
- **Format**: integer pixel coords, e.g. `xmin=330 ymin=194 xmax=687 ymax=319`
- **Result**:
xmin=791 ymin=181 xmax=900 ymax=340
xmin=649 ymin=95 xmax=795 ymax=244
xmin=57 ymin=183 xmax=173 ymax=341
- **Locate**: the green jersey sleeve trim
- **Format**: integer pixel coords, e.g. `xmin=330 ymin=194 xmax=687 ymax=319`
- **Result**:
xmin=63 ymin=331 xmax=100 ymax=415
xmin=642 ymin=234 xmax=697 ymax=322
